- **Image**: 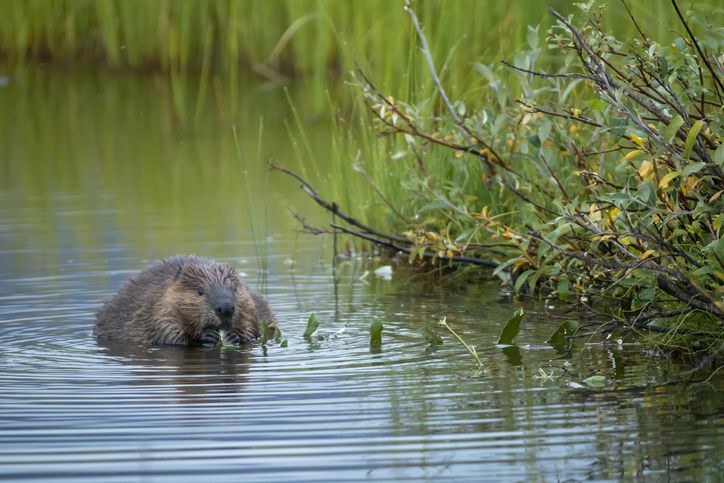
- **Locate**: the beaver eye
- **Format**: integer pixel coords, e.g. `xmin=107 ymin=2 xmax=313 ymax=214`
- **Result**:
xmin=197 ymin=288 xmax=205 ymax=296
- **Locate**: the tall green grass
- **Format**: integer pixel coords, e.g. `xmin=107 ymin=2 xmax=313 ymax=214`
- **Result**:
xmin=1 ymin=0 xmax=712 ymax=103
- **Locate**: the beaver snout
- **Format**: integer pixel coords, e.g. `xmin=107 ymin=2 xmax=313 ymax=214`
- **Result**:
xmin=214 ymin=299 xmax=235 ymax=324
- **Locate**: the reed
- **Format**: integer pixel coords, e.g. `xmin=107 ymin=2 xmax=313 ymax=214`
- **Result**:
xmin=1 ymin=0 xmax=710 ymax=102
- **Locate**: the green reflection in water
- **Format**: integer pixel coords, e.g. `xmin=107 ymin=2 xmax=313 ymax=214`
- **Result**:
xmin=0 ymin=64 xmax=339 ymax=274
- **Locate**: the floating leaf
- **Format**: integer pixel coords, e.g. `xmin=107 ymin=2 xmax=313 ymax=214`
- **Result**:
xmin=419 ymin=323 xmax=443 ymax=346
xmin=497 ymin=308 xmax=524 ymax=345
xmin=582 ymin=375 xmax=607 ymax=388
xmin=370 ymin=318 xmax=383 ymax=346
xmin=304 ymin=314 xmax=320 ymax=339
xmin=546 ymin=320 xmax=578 ymax=347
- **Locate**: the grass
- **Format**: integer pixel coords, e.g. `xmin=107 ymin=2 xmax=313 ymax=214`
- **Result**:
xmin=1 ymin=0 xmax=715 ymax=109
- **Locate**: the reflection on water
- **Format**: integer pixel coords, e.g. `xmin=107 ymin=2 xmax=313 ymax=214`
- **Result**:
xmin=0 ymin=66 xmax=721 ymax=482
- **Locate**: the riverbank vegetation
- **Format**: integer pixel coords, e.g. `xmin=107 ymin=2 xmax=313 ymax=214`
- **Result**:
xmin=3 ymin=1 xmax=721 ymax=364
xmin=0 ymin=1 xmax=712 ymax=110
xmin=284 ymin=1 xmax=723 ymax=364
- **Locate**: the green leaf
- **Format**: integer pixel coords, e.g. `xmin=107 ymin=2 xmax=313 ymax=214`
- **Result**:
xmin=454 ymin=226 xmax=477 ymax=243
xmin=497 ymin=308 xmax=524 ymax=345
xmin=638 ymin=180 xmax=656 ymax=204
xmin=714 ymin=143 xmax=724 ymax=168
xmin=513 ymin=270 xmax=533 ymax=292
xmin=546 ymin=320 xmax=579 ymax=347
xmin=493 ymin=257 xmax=522 ymax=277
xmin=610 ymin=117 xmax=627 ymax=137
xmin=473 ymin=62 xmax=495 ymax=83
xmin=547 ymin=222 xmax=573 ymax=243
xmin=582 ymin=375 xmax=607 ymax=388
xmin=682 ymin=120 xmax=704 ymax=159
xmin=680 ymin=161 xmax=707 ymax=178
xmin=557 ymin=278 xmax=570 ymax=301
xmin=663 ymin=115 xmax=684 ymax=144
xmin=370 ymin=317 xmax=383 ymax=346
xmin=260 ymin=323 xmax=271 ymax=346
xmin=304 ymin=314 xmax=320 ymax=339
xmin=526 ymin=25 xmax=539 ymax=49
xmin=280 ymin=339 xmax=288 ymax=348
xmin=419 ymin=323 xmax=443 ymax=346
xmin=538 ymin=119 xmax=552 ymax=143
xmin=420 ymin=199 xmax=449 ymax=212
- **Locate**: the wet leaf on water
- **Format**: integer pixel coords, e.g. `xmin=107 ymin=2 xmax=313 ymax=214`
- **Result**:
xmin=546 ymin=320 xmax=578 ymax=347
xmin=370 ymin=317 xmax=383 ymax=346
xmin=419 ymin=322 xmax=443 ymax=346
xmin=497 ymin=308 xmax=524 ymax=345
xmin=304 ymin=314 xmax=320 ymax=339
xmin=582 ymin=375 xmax=607 ymax=388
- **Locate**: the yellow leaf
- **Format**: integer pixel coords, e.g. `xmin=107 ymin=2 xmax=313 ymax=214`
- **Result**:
xmin=620 ymin=236 xmax=636 ymax=246
xmin=455 ymin=150 xmax=464 ymax=159
xmin=659 ymin=171 xmax=679 ymax=189
xmin=630 ymin=133 xmax=646 ymax=148
xmin=609 ymin=207 xmax=620 ymax=218
xmin=624 ymin=149 xmax=642 ymax=161
xmin=709 ymin=190 xmax=723 ymax=203
xmin=386 ymin=95 xmax=395 ymax=105
xmin=571 ymin=108 xmax=581 ymax=117
xmin=569 ymin=124 xmax=577 ymax=133
xmin=589 ymin=203 xmax=601 ymax=222
xmin=685 ymin=176 xmax=697 ymax=194
xmin=638 ymin=160 xmax=653 ymax=178
xmin=640 ymin=249 xmax=657 ymax=259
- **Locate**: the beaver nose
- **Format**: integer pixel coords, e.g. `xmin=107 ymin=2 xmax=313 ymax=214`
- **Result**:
xmin=215 ymin=301 xmax=235 ymax=320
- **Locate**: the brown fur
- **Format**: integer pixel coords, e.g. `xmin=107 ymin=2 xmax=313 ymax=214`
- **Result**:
xmin=94 ymin=256 xmax=276 ymax=346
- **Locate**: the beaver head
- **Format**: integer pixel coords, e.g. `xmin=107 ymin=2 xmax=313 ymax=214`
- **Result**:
xmin=152 ymin=260 xmax=256 ymax=346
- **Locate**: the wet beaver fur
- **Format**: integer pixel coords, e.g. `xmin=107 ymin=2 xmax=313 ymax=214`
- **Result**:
xmin=95 ymin=256 xmax=275 ymax=346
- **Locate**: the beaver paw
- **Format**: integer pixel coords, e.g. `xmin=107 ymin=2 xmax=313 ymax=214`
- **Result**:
xmin=200 ymin=328 xmax=220 ymax=346
xmin=222 ymin=331 xmax=241 ymax=346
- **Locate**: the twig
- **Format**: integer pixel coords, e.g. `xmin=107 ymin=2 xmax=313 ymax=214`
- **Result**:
xmin=269 ymin=161 xmax=409 ymax=244
xmin=502 ymin=60 xmax=593 ymax=81
xmin=438 ymin=316 xmax=483 ymax=368
xmin=671 ymin=0 xmax=723 ymax=100
xmin=332 ymin=223 xmax=499 ymax=268
xmin=403 ymin=0 xmax=502 ymax=169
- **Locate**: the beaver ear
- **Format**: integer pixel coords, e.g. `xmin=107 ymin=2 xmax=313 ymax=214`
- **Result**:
xmin=173 ymin=262 xmax=189 ymax=281
xmin=220 ymin=263 xmax=241 ymax=283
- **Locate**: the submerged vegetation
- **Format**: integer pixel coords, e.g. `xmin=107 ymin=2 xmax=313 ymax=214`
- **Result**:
xmin=286 ymin=1 xmax=724 ymax=363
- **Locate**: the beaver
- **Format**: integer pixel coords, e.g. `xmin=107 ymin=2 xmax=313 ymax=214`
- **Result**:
xmin=94 ymin=256 xmax=275 ymax=347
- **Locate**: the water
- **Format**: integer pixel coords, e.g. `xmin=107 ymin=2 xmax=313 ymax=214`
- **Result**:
xmin=0 ymin=66 xmax=721 ymax=482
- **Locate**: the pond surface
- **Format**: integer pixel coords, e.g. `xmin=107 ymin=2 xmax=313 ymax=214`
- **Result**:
xmin=0 ymin=66 xmax=721 ymax=482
